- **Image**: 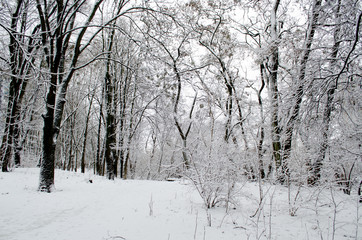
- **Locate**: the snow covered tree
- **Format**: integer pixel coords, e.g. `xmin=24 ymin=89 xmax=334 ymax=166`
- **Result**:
xmin=36 ymin=0 xmax=105 ymax=192
xmin=308 ymin=0 xmax=361 ymax=185
xmin=0 ymin=0 xmax=39 ymax=171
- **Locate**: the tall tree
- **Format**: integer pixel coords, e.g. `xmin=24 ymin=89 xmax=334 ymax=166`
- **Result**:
xmin=36 ymin=0 xmax=105 ymax=192
xmin=80 ymin=88 xmax=95 ymax=173
xmin=142 ymin=8 xmax=196 ymax=169
xmin=0 ymin=0 xmax=38 ymax=171
xmin=282 ymin=0 xmax=322 ymax=167
xmin=310 ymin=1 xmax=361 ymax=184
xmin=268 ymin=0 xmax=283 ymax=177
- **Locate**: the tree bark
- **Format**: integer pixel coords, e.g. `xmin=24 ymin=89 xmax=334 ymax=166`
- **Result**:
xmin=81 ymin=90 xmax=95 ymax=173
xmin=37 ymin=0 xmax=104 ymax=192
xmin=310 ymin=5 xmax=361 ymax=184
xmin=96 ymin=87 xmax=104 ymax=175
xmin=258 ymin=64 xmax=266 ymax=179
xmin=104 ymin=71 xmax=116 ymax=180
xmin=1 ymin=0 xmax=33 ymax=171
xmin=268 ymin=0 xmax=283 ymax=177
xmin=282 ymin=0 xmax=322 ymax=176
xmin=39 ymin=73 xmax=57 ymax=192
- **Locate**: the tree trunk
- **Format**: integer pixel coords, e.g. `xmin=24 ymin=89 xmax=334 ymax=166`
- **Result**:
xmin=0 ymin=134 xmax=12 ymax=172
xmin=80 ymin=90 xmax=95 ymax=173
xmin=37 ymin=0 xmax=104 ymax=192
xmin=172 ymin=60 xmax=192 ymax=169
xmin=104 ymin=42 xmax=116 ymax=180
xmin=104 ymin=72 xmax=116 ymax=180
xmin=39 ymin=74 xmax=57 ymax=192
xmin=268 ymin=0 xmax=283 ymax=178
xmin=123 ymin=87 xmax=136 ymax=179
xmin=282 ymin=0 xmax=322 ymax=169
xmin=66 ymin=116 xmax=75 ymax=171
xmin=224 ymin=80 xmax=233 ymax=143
xmin=0 ymin=91 xmax=15 ymax=171
xmin=123 ymin=146 xmax=131 ymax=179
xmin=310 ymin=3 xmax=361 ymax=184
xmin=1 ymin=0 xmax=31 ymax=171
xmin=13 ymin=113 xmax=22 ymax=167
xmin=102 ymin=1 xmax=125 ymax=179
xmin=96 ymin=88 xmax=104 ymax=175
xmin=258 ymin=64 xmax=266 ymax=179
xmin=119 ymin=81 xmax=127 ymax=178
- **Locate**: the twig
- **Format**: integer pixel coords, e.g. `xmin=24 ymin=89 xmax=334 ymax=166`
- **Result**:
xmin=194 ymin=211 xmax=198 ymax=240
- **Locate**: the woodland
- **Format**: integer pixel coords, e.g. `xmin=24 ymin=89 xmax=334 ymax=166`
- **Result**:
xmin=0 ymin=0 xmax=361 ymax=204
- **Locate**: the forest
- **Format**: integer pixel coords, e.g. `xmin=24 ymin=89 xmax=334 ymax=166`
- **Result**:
xmin=0 ymin=0 xmax=361 ymax=199
xmin=0 ymin=0 xmax=361 ymax=239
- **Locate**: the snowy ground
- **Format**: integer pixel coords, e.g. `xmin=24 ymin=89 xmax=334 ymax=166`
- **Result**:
xmin=0 ymin=168 xmax=360 ymax=240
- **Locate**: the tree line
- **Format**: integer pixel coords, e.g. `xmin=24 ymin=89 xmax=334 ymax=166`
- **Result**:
xmin=0 ymin=0 xmax=360 ymax=193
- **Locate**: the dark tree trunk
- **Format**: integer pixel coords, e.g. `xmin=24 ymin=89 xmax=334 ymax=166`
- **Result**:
xmin=1 ymin=93 xmax=15 ymax=172
xmin=224 ymin=80 xmax=233 ymax=143
xmin=37 ymin=0 xmax=104 ymax=192
xmin=80 ymin=91 xmax=95 ymax=173
xmin=39 ymin=74 xmax=57 ymax=192
xmin=1 ymin=0 xmax=32 ymax=171
xmin=269 ymin=0 xmax=283 ymax=179
xmin=102 ymin=1 xmax=126 ymax=179
xmin=1 ymin=78 xmax=29 ymax=171
xmin=104 ymin=71 xmax=116 ymax=180
xmin=96 ymin=88 xmax=104 ymax=175
xmin=66 ymin=117 xmax=74 ymax=171
xmin=1 ymin=135 xmax=12 ymax=172
xmin=0 ymin=93 xmax=14 ymax=172
xmin=172 ymin=60 xmax=192 ymax=169
xmin=257 ymin=64 xmax=266 ymax=179
xmin=103 ymin=31 xmax=116 ymax=179
xmin=13 ymin=116 xmax=22 ymax=167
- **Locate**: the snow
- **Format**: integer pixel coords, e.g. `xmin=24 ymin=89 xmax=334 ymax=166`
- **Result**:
xmin=0 ymin=168 xmax=361 ymax=240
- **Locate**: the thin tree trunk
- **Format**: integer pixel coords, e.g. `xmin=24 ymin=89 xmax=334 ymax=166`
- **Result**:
xmin=269 ymin=0 xmax=282 ymax=177
xmin=123 ymin=86 xmax=136 ymax=179
xmin=172 ymin=60 xmax=193 ymax=169
xmin=66 ymin=115 xmax=75 ymax=171
xmin=13 ymin=113 xmax=22 ymax=167
xmin=0 ymin=91 xmax=14 ymax=171
xmin=80 ymin=90 xmax=95 ymax=173
xmin=119 ymin=76 xmax=128 ymax=178
xmin=258 ymin=64 xmax=266 ymax=179
xmin=282 ymin=0 xmax=322 ymax=169
xmin=149 ymin=33 xmax=193 ymax=169
xmin=224 ymin=81 xmax=233 ymax=143
xmin=96 ymin=88 xmax=104 ymax=175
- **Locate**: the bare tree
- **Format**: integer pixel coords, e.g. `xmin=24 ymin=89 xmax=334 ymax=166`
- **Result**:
xmin=309 ymin=1 xmax=361 ymax=185
xmin=142 ymin=8 xmax=197 ymax=169
xmin=282 ymin=0 xmax=322 ymax=172
xmin=268 ymin=0 xmax=283 ymax=179
xmin=0 ymin=0 xmax=38 ymax=171
xmin=36 ymin=0 xmax=105 ymax=192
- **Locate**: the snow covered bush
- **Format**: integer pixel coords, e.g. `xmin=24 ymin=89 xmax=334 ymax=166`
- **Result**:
xmin=186 ymin=138 xmax=242 ymax=211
